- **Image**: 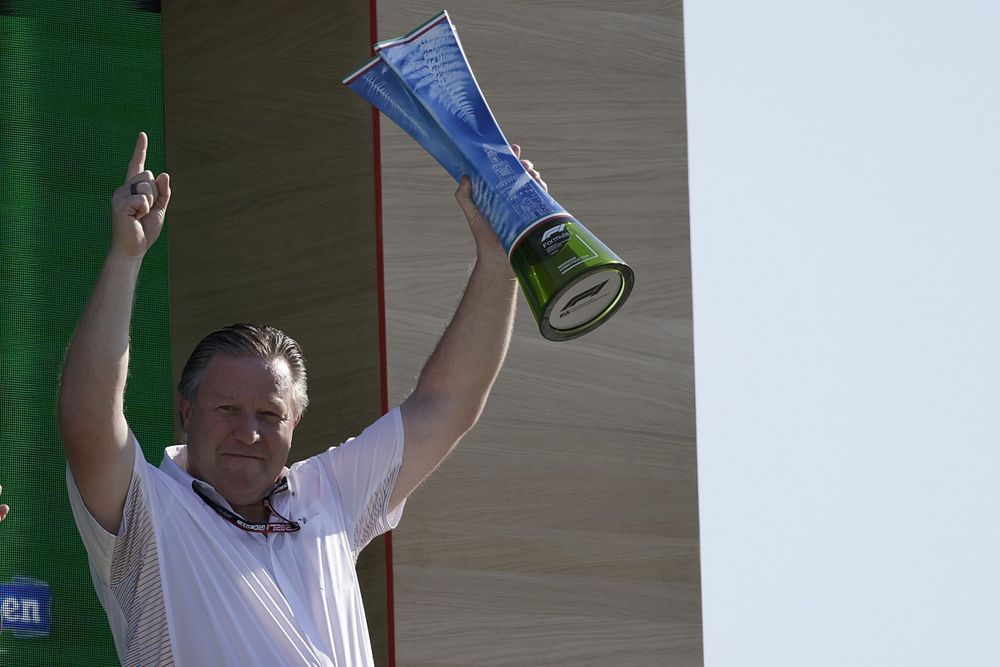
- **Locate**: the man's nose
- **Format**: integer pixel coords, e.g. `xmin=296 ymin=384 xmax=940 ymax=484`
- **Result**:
xmin=233 ymin=415 xmax=261 ymax=444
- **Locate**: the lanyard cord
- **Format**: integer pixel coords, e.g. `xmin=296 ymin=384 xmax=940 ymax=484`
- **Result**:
xmin=192 ymin=478 xmax=301 ymax=534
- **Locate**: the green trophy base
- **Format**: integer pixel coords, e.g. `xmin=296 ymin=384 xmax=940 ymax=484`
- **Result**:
xmin=510 ymin=216 xmax=634 ymax=341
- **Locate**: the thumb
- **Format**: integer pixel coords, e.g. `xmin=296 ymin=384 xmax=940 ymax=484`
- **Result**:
xmin=152 ymin=172 xmax=171 ymax=215
xmin=455 ymin=177 xmax=490 ymax=236
xmin=455 ymin=176 xmax=480 ymax=222
xmin=455 ymin=176 xmax=505 ymax=256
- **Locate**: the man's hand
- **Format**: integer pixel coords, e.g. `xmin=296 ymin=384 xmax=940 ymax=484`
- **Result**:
xmin=454 ymin=144 xmax=546 ymax=271
xmin=0 ymin=484 xmax=9 ymax=523
xmin=111 ymin=132 xmax=171 ymax=258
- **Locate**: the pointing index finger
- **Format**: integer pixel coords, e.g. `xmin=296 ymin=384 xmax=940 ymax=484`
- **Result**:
xmin=127 ymin=132 xmax=148 ymax=179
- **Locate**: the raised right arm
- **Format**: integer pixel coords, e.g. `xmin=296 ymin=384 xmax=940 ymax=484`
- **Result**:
xmin=58 ymin=132 xmax=170 ymax=534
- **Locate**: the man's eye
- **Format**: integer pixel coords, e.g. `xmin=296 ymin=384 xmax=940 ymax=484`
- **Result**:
xmin=260 ymin=412 xmax=284 ymax=423
xmin=218 ymin=405 xmax=236 ymax=413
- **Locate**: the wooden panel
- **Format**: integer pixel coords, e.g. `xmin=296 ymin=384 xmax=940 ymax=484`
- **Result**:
xmin=378 ymin=1 xmax=701 ymax=665
xmin=162 ymin=1 xmax=380 ymax=453
xmin=161 ymin=3 xmax=390 ymax=663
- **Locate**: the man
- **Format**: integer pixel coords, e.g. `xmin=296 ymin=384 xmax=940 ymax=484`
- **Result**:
xmin=0 ymin=484 xmax=8 ymax=523
xmin=59 ymin=132 xmax=544 ymax=666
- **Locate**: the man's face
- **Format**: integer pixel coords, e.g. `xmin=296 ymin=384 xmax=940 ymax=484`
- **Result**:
xmin=179 ymin=354 xmax=300 ymax=508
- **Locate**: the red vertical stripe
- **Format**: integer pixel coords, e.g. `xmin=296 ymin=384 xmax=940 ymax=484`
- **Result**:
xmin=368 ymin=2 xmax=396 ymax=666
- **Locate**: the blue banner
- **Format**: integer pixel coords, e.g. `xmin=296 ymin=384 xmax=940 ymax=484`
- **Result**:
xmin=0 ymin=577 xmax=53 ymax=638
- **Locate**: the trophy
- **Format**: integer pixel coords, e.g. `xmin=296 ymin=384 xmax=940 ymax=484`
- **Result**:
xmin=344 ymin=11 xmax=634 ymax=341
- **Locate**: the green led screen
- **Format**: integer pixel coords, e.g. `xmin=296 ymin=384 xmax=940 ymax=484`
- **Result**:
xmin=0 ymin=1 xmax=171 ymax=665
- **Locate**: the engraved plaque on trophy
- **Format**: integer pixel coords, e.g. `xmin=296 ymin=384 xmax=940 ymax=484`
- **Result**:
xmin=344 ymin=11 xmax=634 ymax=341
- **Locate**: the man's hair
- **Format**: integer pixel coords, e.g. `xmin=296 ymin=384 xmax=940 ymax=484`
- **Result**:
xmin=178 ymin=323 xmax=309 ymax=417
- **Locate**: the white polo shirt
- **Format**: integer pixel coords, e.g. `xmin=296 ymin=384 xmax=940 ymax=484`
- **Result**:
xmin=67 ymin=408 xmax=405 ymax=667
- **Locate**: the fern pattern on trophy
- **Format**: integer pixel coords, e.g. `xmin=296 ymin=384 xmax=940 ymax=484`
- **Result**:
xmin=356 ymin=62 xmax=432 ymax=148
xmin=393 ymin=23 xmax=483 ymax=135
xmin=349 ymin=59 xmax=467 ymax=183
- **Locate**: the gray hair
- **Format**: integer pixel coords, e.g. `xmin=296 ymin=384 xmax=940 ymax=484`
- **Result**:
xmin=178 ymin=323 xmax=309 ymax=417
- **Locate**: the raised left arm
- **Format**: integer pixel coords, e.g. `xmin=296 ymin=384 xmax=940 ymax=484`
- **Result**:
xmin=391 ymin=147 xmax=543 ymax=511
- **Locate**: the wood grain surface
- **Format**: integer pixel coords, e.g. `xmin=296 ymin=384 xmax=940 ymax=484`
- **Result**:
xmin=376 ymin=1 xmax=701 ymax=665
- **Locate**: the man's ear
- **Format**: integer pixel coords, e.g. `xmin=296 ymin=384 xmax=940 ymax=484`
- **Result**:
xmin=179 ymin=397 xmax=192 ymax=432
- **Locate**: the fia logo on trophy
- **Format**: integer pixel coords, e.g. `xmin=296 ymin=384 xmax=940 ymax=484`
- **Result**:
xmin=345 ymin=11 xmax=634 ymax=341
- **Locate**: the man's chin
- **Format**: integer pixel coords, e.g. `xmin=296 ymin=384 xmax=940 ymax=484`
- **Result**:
xmin=211 ymin=460 xmax=277 ymax=501
xmin=218 ymin=480 xmax=272 ymax=508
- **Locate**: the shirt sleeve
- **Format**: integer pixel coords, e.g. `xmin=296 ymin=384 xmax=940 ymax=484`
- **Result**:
xmin=66 ymin=434 xmax=151 ymax=583
xmin=313 ymin=407 xmax=406 ymax=555
xmin=67 ymin=435 xmax=166 ymax=662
